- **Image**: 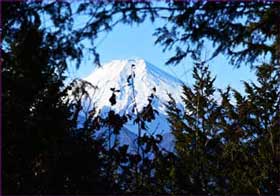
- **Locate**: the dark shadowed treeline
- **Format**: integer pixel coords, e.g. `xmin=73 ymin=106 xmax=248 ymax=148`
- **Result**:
xmin=2 ymin=1 xmax=280 ymax=195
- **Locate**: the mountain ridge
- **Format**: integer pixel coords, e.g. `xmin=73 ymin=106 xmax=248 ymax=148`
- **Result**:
xmin=85 ymin=58 xmax=183 ymax=117
xmin=83 ymin=58 xmax=183 ymax=151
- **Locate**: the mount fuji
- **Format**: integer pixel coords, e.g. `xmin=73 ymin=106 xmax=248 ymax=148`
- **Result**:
xmin=83 ymin=58 xmax=184 ymax=152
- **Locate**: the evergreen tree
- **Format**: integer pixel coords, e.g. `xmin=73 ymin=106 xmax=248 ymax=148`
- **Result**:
xmin=3 ymin=1 xmax=280 ymax=195
xmin=214 ymin=64 xmax=280 ymax=194
xmin=166 ymin=62 xmax=223 ymax=194
xmin=233 ymin=64 xmax=279 ymax=194
xmin=2 ymin=2 xmax=108 ymax=194
xmin=166 ymin=61 xmax=280 ymax=194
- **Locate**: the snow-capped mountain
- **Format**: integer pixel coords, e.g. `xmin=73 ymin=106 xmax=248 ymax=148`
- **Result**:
xmin=84 ymin=58 xmax=184 ymax=152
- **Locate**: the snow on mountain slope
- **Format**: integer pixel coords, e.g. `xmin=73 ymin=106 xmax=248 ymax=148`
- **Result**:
xmin=84 ymin=58 xmax=184 ymax=151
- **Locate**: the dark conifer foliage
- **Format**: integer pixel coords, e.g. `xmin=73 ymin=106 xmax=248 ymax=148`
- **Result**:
xmin=165 ymin=62 xmax=280 ymax=195
xmin=166 ymin=62 xmax=222 ymax=194
xmin=64 ymin=1 xmax=280 ymax=69
xmin=2 ymin=1 xmax=107 ymax=194
xmin=154 ymin=1 xmax=280 ymax=68
xmin=2 ymin=1 xmax=280 ymax=195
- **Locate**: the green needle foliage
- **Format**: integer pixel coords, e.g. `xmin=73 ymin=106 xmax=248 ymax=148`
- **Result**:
xmin=166 ymin=62 xmax=222 ymax=194
xmin=165 ymin=62 xmax=280 ymax=195
xmin=2 ymin=2 xmax=107 ymax=194
xmin=2 ymin=1 xmax=280 ymax=195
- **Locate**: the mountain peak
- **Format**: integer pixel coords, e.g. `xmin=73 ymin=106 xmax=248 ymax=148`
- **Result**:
xmin=87 ymin=58 xmax=182 ymax=85
xmin=84 ymin=58 xmax=183 ymax=135
xmin=97 ymin=58 xmax=148 ymax=72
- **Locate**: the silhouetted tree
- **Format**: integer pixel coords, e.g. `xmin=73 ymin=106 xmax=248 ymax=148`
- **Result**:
xmin=166 ymin=62 xmax=223 ymax=194
xmin=2 ymin=2 xmax=108 ymax=194
xmin=222 ymin=64 xmax=280 ymax=194
xmin=166 ymin=61 xmax=280 ymax=195
xmin=3 ymin=1 xmax=280 ymax=195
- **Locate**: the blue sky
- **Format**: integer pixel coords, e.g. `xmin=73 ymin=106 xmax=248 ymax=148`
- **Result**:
xmin=67 ymin=18 xmax=256 ymax=94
